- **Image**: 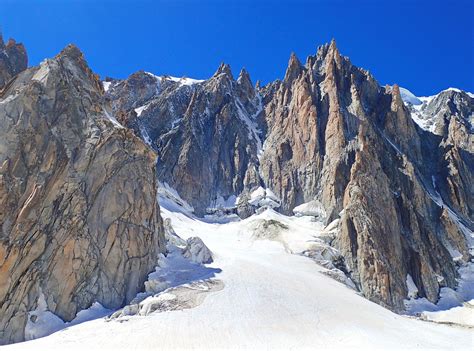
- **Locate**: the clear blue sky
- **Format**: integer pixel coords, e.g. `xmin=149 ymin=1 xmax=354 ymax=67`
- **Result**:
xmin=1 ymin=0 xmax=472 ymax=95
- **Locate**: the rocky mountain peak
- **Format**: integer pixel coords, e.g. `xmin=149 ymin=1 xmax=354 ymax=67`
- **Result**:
xmin=391 ymin=83 xmax=404 ymax=109
xmin=57 ymin=43 xmax=84 ymax=60
xmin=0 ymin=34 xmax=27 ymax=89
xmin=213 ymin=62 xmax=233 ymax=79
xmin=237 ymin=67 xmax=255 ymax=97
xmin=55 ymin=44 xmax=95 ymax=77
xmin=5 ymin=38 xmax=17 ymax=47
xmin=310 ymin=39 xmax=344 ymax=75
xmin=49 ymin=43 xmax=104 ymax=98
xmin=237 ymin=67 xmax=251 ymax=85
xmin=284 ymin=52 xmax=303 ymax=83
xmin=325 ymin=39 xmax=344 ymax=70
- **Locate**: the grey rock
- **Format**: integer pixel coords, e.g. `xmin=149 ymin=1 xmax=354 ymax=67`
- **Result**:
xmin=105 ymin=63 xmax=264 ymax=216
xmin=0 ymin=34 xmax=27 ymax=89
xmin=0 ymin=43 xmax=165 ymax=344
xmin=163 ymin=218 xmax=187 ymax=247
xmin=182 ymin=237 xmax=213 ymax=264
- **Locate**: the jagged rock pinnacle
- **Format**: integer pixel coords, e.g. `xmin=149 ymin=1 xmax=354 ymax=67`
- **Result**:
xmin=57 ymin=43 xmax=84 ymax=61
xmin=238 ymin=67 xmax=250 ymax=81
xmin=0 ymin=35 xmax=27 ymax=89
xmin=284 ymin=52 xmax=303 ymax=83
xmin=391 ymin=84 xmax=403 ymax=108
xmin=237 ymin=67 xmax=253 ymax=91
xmin=214 ymin=62 xmax=233 ymax=79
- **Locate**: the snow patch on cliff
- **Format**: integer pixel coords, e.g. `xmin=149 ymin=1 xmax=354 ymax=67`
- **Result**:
xmin=102 ymin=81 xmax=111 ymax=92
xmin=103 ymin=109 xmax=124 ymax=129
xmin=399 ymin=87 xmax=422 ymax=105
xmin=134 ymin=102 xmax=151 ymax=117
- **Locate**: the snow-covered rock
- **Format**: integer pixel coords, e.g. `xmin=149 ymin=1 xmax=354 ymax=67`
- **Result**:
xmin=420 ymin=300 xmax=474 ymax=327
xmin=248 ymin=186 xmax=281 ymax=210
xmin=293 ymin=199 xmax=327 ymax=219
xmin=182 ymin=237 xmax=214 ymax=264
xmin=25 ymin=293 xmax=65 ymax=341
xmin=400 ymin=86 xmax=473 ymax=134
xmin=399 ymin=87 xmax=422 ymax=105
xmin=405 ymin=262 xmax=474 ymax=316
xmin=158 ymin=182 xmax=195 ymax=214
xmin=163 ymin=218 xmax=187 ymax=248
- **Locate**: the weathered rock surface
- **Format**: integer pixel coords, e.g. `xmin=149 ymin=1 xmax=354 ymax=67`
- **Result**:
xmin=106 ymin=40 xmax=473 ymax=313
xmin=182 ymin=237 xmax=213 ymax=264
xmin=0 ymin=43 xmax=165 ymax=344
xmin=258 ymin=42 xmax=473 ymax=311
xmin=0 ymin=34 xmax=27 ymax=90
xmin=105 ymin=66 xmax=263 ymax=216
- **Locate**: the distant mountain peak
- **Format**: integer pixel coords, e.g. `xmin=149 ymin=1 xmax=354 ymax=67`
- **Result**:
xmin=214 ymin=62 xmax=233 ymax=79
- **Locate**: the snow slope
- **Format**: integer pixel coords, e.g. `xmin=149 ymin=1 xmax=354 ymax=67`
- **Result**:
xmin=5 ymin=205 xmax=473 ymax=350
xmin=399 ymin=86 xmax=473 ymax=133
xmin=399 ymin=87 xmax=422 ymax=105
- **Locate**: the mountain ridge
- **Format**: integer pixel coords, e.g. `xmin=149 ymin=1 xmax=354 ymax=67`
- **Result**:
xmin=0 ymin=36 xmax=472 ymax=344
xmin=104 ymin=40 xmax=473 ymax=312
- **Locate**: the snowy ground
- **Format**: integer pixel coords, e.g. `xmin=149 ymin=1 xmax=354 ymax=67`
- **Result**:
xmin=4 ymin=204 xmax=473 ymax=350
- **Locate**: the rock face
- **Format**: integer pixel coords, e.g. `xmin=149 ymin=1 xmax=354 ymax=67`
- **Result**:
xmin=0 ymin=34 xmax=27 ymax=89
xmin=182 ymin=237 xmax=213 ymax=264
xmin=0 ymin=43 xmax=165 ymax=344
xmin=105 ymin=66 xmax=263 ymax=215
xmin=106 ymin=40 xmax=473 ymax=313
xmin=407 ymin=89 xmax=474 ymax=220
xmin=258 ymin=42 xmax=472 ymax=310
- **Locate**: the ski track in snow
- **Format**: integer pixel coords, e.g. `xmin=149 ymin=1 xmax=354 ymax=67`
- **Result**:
xmin=6 ymin=202 xmax=473 ymax=350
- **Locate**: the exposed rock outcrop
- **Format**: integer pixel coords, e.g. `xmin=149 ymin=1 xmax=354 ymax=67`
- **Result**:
xmin=259 ymin=41 xmax=472 ymax=311
xmin=0 ymin=34 xmax=27 ymax=89
xmin=0 ymin=43 xmax=165 ymax=344
xmin=182 ymin=237 xmax=213 ymax=264
xmin=105 ymin=66 xmax=263 ymax=215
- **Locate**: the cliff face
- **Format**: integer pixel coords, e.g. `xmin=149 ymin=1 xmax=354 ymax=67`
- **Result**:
xmin=258 ymin=42 xmax=472 ymax=310
xmin=106 ymin=40 xmax=473 ymax=313
xmin=0 ymin=34 xmax=27 ymax=90
xmin=105 ymin=66 xmax=263 ymax=216
xmin=0 ymin=43 xmax=165 ymax=344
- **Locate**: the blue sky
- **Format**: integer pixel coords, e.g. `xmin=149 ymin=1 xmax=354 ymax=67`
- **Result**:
xmin=1 ymin=0 xmax=472 ymax=95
